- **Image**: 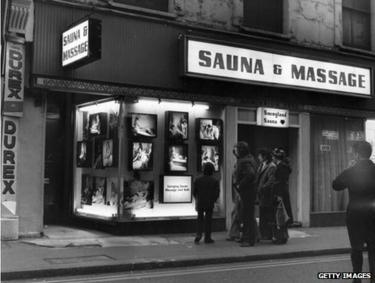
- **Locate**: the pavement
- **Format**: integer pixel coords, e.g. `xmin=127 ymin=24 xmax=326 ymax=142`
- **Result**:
xmin=1 ymin=225 xmax=351 ymax=281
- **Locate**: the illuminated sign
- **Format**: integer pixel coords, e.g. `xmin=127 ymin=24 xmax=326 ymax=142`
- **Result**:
xmin=184 ymin=38 xmax=372 ymax=97
xmin=3 ymin=42 xmax=25 ymax=117
xmin=62 ymin=18 xmax=101 ymax=67
xmin=257 ymin=107 xmax=289 ymax=128
xmin=162 ymin=175 xmax=192 ymax=203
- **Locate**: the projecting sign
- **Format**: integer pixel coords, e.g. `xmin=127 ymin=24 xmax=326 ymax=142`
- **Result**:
xmin=257 ymin=107 xmax=289 ymax=128
xmin=2 ymin=117 xmax=18 ymax=215
xmin=62 ymin=18 xmax=101 ymax=67
xmin=184 ymin=38 xmax=372 ymax=97
xmin=162 ymin=176 xmax=192 ymax=203
xmin=3 ymin=42 xmax=25 ymax=117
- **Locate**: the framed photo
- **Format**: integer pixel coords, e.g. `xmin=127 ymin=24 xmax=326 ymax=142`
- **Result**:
xmin=92 ymin=177 xmax=106 ymax=205
xmin=89 ymin=112 xmax=108 ymax=137
xmin=108 ymin=110 xmax=119 ymax=139
xmin=93 ymin=138 xmax=104 ymax=169
xmin=160 ymin=175 xmax=192 ymax=203
xmin=197 ymin=118 xmax=223 ymax=142
xmin=81 ymin=174 xmax=94 ymax=205
xmin=167 ymin=111 xmax=188 ymax=140
xmin=106 ymin=177 xmax=118 ymax=206
xmin=123 ymin=179 xmax=154 ymax=210
xmin=82 ymin=111 xmax=89 ymax=140
xmin=130 ymin=142 xmax=153 ymax=171
xmin=77 ymin=141 xmax=91 ymax=168
xmin=167 ymin=144 xmax=188 ymax=172
xmin=130 ymin=113 xmax=157 ymax=138
xmin=102 ymin=139 xmax=116 ymax=167
xmin=199 ymin=144 xmax=220 ymax=172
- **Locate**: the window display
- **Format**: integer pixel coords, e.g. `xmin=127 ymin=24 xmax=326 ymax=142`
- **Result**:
xmin=77 ymin=141 xmax=91 ymax=167
xmin=102 ymin=139 xmax=115 ymax=167
xmin=131 ymin=142 xmax=153 ymax=170
xmin=129 ymin=113 xmax=157 ymax=138
xmin=161 ymin=175 xmax=192 ymax=203
xmin=197 ymin=118 xmax=223 ymax=142
xmin=89 ymin=112 xmax=107 ymax=136
xmin=199 ymin=145 xmax=220 ymax=172
xmin=167 ymin=111 xmax=188 ymax=140
xmin=81 ymin=174 xmax=93 ymax=205
xmin=167 ymin=144 xmax=188 ymax=172
xmin=93 ymin=138 xmax=104 ymax=169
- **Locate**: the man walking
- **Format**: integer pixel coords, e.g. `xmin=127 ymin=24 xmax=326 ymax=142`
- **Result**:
xmin=332 ymin=141 xmax=375 ymax=283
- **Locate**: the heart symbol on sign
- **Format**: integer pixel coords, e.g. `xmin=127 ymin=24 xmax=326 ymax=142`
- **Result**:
xmin=280 ymin=120 xmax=285 ymax=125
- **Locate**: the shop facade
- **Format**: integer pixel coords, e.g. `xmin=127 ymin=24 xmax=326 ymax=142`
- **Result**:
xmin=4 ymin=0 xmax=375 ymax=238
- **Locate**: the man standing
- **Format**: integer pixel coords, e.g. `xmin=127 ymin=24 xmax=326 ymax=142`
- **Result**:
xmin=332 ymin=141 xmax=375 ymax=283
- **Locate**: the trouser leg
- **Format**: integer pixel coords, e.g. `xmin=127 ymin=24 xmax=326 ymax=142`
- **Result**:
xmin=248 ymin=204 xmax=256 ymax=244
xmin=196 ymin=209 xmax=204 ymax=238
xmin=204 ymin=208 xmax=213 ymax=240
xmin=228 ymin=198 xmax=241 ymax=238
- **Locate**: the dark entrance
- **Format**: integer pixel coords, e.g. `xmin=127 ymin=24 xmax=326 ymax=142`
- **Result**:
xmin=44 ymin=94 xmax=66 ymax=225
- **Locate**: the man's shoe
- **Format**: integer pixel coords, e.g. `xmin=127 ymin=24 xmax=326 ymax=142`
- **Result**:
xmin=240 ymin=242 xmax=254 ymax=247
xmin=194 ymin=236 xmax=201 ymax=244
xmin=226 ymin=237 xmax=238 ymax=241
xmin=204 ymin=238 xmax=215 ymax=244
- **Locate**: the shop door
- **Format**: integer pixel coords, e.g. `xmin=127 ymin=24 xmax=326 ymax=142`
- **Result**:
xmin=237 ymin=124 xmax=299 ymax=222
xmin=44 ymin=95 xmax=66 ymax=225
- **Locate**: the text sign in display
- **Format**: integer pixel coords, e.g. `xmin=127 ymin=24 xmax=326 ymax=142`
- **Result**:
xmin=257 ymin=107 xmax=289 ymax=128
xmin=163 ymin=176 xmax=192 ymax=203
xmin=62 ymin=18 xmax=101 ymax=67
xmin=3 ymin=42 xmax=25 ymax=117
xmin=2 ymin=117 xmax=18 ymax=215
xmin=185 ymin=39 xmax=372 ymax=97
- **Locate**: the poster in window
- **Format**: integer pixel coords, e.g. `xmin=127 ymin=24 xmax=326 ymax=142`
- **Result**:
xmin=82 ymin=111 xmax=89 ymax=140
xmin=89 ymin=112 xmax=108 ymax=137
xmin=161 ymin=175 xmax=192 ymax=203
xmin=92 ymin=177 xmax=106 ymax=205
xmin=108 ymin=110 xmax=119 ymax=139
xmin=93 ymin=138 xmax=104 ymax=169
xmin=77 ymin=141 xmax=91 ymax=167
xmin=130 ymin=113 xmax=157 ymax=138
xmin=167 ymin=111 xmax=188 ymax=140
xmin=199 ymin=145 xmax=220 ymax=172
xmin=123 ymin=179 xmax=154 ymax=210
xmin=81 ymin=174 xmax=94 ymax=205
xmin=197 ymin=118 xmax=223 ymax=142
xmin=131 ymin=142 xmax=153 ymax=170
xmin=167 ymin=144 xmax=188 ymax=172
xmin=102 ymin=139 xmax=115 ymax=167
xmin=106 ymin=177 xmax=118 ymax=207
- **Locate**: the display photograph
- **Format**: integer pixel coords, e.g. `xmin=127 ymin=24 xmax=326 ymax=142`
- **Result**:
xmin=102 ymin=139 xmax=114 ymax=167
xmin=81 ymin=174 xmax=94 ymax=205
xmin=82 ymin=111 xmax=89 ymax=140
xmin=131 ymin=142 xmax=153 ymax=170
xmin=92 ymin=177 xmax=106 ymax=205
xmin=130 ymin=113 xmax=157 ymax=138
xmin=167 ymin=144 xmax=188 ymax=172
xmin=106 ymin=177 xmax=118 ymax=206
xmin=123 ymin=178 xmax=154 ymax=210
xmin=167 ymin=111 xmax=188 ymax=140
xmin=77 ymin=141 xmax=91 ymax=167
xmin=93 ymin=138 xmax=104 ymax=169
xmin=108 ymin=110 xmax=119 ymax=138
xmin=200 ymin=145 xmax=220 ymax=172
xmin=198 ymin=118 xmax=223 ymax=141
xmin=89 ymin=112 xmax=108 ymax=136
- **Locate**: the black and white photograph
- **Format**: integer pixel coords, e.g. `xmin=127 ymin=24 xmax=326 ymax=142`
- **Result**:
xmin=131 ymin=142 xmax=153 ymax=170
xmin=92 ymin=177 xmax=106 ymax=205
xmin=199 ymin=145 xmax=220 ymax=172
xmin=89 ymin=112 xmax=108 ymax=136
xmin=6 ymin=1 xmax=375 ymax=283
xmin=102 ymin=139 xmax=114 ymax=167
xmin=198 ymin=118 xmax=223 ymax=142
xmin=130 ymin=113 xmax=157 ymax=138
xmin=167 ymin=144 xmax=188 ymax=172
xmin=76 ymin=141 xmax=91 ymax=167
xmin=81 ymin=174 xmax=93 ymax=205
xmin=167 ymin=111 xmax=188 ymax=140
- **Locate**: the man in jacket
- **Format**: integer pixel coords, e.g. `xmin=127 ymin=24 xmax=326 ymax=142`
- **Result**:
xmin=194 ymin=162 xmax=220 ymax=244
xmin=332 ymin=141 xmax=375 ymax=283
xmin=257 ymin=148 xmax=277 ymax=240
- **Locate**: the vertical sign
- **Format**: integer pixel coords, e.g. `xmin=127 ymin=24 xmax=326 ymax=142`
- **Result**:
xmin=3 ymin=42 xmax=25 ymax=117
xmin=2 ymin=117 xmax=18 ymax=215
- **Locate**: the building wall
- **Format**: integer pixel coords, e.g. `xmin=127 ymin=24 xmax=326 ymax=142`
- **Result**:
xmin=17 ymin=94 xmax=46 ymax=236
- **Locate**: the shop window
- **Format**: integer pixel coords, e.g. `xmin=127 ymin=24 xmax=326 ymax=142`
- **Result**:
xmin=112 ymin=0 xmax=169 ymax=12
xmin=243 ymin=0 xmax=283 ymax=33
xmin=73 ymin=98 xmax=225 ymax=221
xmin=343 ymin=0 xmax=371 ymax=50
xmin=311 ymin=115 xmax=365 ymax=213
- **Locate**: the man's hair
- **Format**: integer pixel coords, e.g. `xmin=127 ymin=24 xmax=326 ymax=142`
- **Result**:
xmin=257 ymin=148 xmax=272 ymax=162
xmin=203 ymin=162 xmax=215 ymax=176
xmin=236 ymin=141 xmax=249 ymax=158
xmin=352 ymin=141 xmax=372 ymax=159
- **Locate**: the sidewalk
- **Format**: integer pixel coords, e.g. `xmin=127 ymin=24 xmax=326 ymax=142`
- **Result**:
xmin=1 ymin=225 xmax=351 ymax=281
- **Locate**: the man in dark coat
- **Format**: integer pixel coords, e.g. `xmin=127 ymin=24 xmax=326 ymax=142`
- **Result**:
xmin=332 ymin=141 xmax=375 ymax=283
xmin=233 ymin=142 xmax=258 ymax=247
xmin=194 ymin=162 xmax=220 ymax=244
xmin=257 ymin=148 xmax=276 ymax=240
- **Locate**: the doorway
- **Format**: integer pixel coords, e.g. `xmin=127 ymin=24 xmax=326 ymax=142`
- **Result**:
xmin=237 ymin=124 xmax=299 ymax=222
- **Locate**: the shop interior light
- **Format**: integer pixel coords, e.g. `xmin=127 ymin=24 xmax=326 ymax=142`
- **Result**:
xmin=79 ymin=100 xmax=119 ymax=113
xmin=137 ymin=98 xmax=160 ymax=107
xmin=137 ymin=98 xmax=209 ymax=111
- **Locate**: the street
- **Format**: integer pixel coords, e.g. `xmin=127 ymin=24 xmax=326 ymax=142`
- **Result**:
xmin=6 ymin=254 xmax=371 ymax=283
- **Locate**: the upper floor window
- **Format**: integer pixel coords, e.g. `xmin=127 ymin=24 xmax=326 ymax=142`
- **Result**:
xmin=243 ymin=0 xmax=283 ymax=33
xmin=113 ymin=0 xmax=169 ymax=12
xmin=342 ymin=0 xmax=371 ymax=50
